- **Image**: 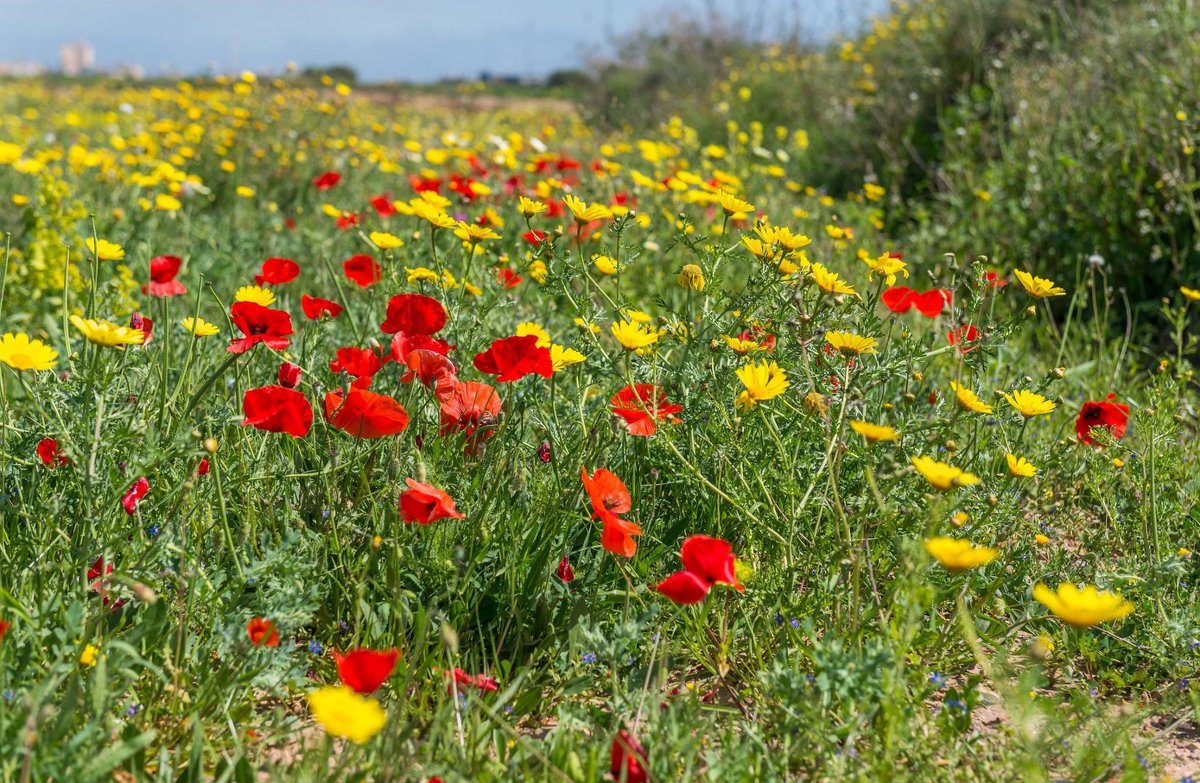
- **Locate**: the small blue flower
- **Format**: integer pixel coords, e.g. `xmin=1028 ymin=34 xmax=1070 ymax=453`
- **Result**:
xmin=945 ymin=698 xmax=967 ymax=713
xmin=789 ymin=617 xmax=800 ymax=628
xmin=581 ymin=652 xmax=597 ymax=665
xmin=125 ymin=703 xmax=141 ymax=717
xmin=929 ymin=673 xmax=947 ymax=689
xmin=2 ymin=690 xmax=16 ymax=702
xmin=147 ymin=524 xmax=160 ymax=538
xmin=503 ymin=705 xmax=514 ymax=714
xmin=308 ymin=640 xmax=323 ymax=655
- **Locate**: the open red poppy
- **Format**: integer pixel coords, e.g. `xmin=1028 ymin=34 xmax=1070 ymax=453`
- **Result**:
xmin=402 ymin=349 xmax=457 ymax=387
xmin=381 ymin=294 xmax=448 ymax=335
xmin=343 ymin=254 xmax=382 ymax=288
xmin=437 ymin=380 xmax=502 ymax=453
xmin=611 ymin=384 xmax=682 ymax=437
xmin=1076 ymin=394 xmax=1130 ymax=446
xmin=448 ymin=667 xmax=498 ymax=694
xmin=947 ymin=324 xmax=980 ymax=354
xmin=228 ymin=302 xmax=293 ymax=354
xmin=242 ymin=385 xmax=313 ymax=437
xmin=473 ymin=335 xmax=552 ymax=382
xmin=329 ymin=345 xmax=389 ymax=381
xmin=656 ymin=534 xmax=742 ymax=605
xmin=882 ymin=286 xmax=952 ymax=317
xmin=122 ymin=477 xmax=150 ymax=515
xmin=582 ymin=467 xmax=641 ymax=557
xmin=522 ymin=230 xmax=548 ymax=246
xmin=254 ymin=257 xmax=300 ymax=286
xmin=312 ymin=171 xmax=341 ymax=190
xmin=334 ymin=648 xmax=400 ymax=694
xmin=143 ymin=255 xmax=186 ymax=297
xmin=324 ymin=387 xmax=409 ymax=438
xmin=400 ymin=478 xmax=464 ymax=524
xmin=370 ymin=195 xmax=396 ymax=218
xmin=37 ymin=437 xmax=68 ymax=468
xmin=300 ymin=294 xmax=343 ymax=320
xmin=247 ymin=617 xmax=280 ymax=647
xmin=497 ymin=268 xmax=522 ymax=288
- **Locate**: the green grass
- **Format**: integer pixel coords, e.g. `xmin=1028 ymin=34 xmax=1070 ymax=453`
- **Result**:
xmin=0 ymin=12 xmax=1199 ymax=781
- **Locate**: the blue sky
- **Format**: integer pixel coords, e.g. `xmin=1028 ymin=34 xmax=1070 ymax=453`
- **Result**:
xmin=0 ymin=0 xmax=887 ymax=82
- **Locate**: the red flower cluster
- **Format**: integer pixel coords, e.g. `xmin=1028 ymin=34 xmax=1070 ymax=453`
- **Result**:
xmin=882 ymin=286 xmax=952 ymax=317
xmin=656 ymin=535 xmax=743 ymax=605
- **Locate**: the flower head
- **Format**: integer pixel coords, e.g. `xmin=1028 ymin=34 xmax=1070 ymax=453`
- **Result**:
xmin=0 ymin=333 xmax=58 ymax=371
xmin=1006 ymin=453 xmax=1037 ymax=477
xmin=924 ymin=537 xmax=998 ymax=571
xmin=950 ymin=381 xmax=992 ymax=414
xmin=234 ymin=285 xmax=276 ymax=306
xmin=86 ymin=238 xmax=125 ymax=261
xmin=677 ymin=264 xmax=706 ymax=291
xmin=912 ymin=456 xmax=980 ymax=491
xmin=735 ymin=360 xmax=788 ymax=411
xmin=1014 ymin=270 xmax=1065 ymax=298
xmin=1075 ymin=395 xmax=1129 ymax=446
xmin=399 ymin=479 xmax=464 ymax=524
xmin=849 ymin=420 xmax=898 ymax=443
xmin=825 ymin=331 xmax=877 ymax=355
xmin=307 ymin=686 xmax=387 ymax=744
xmin=70 ymin=316 xmax=144 ymax=348
xmin=610 ymin=319 xmax=660 ymax=351
xmin=611 ymin=384 xmax=682 ymax=437
xmin=1033 ymin=583 xmax=1133 ymax=628
xmin=1003 ymin=390 xmax=1056 ymax=417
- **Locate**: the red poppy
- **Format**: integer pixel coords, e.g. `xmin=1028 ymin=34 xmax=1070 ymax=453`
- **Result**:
xmin=247 ymin=617 xmax=280 ymax=647
xmin=254 ymin=257 xmax=300 ymax=286
xmin=197 ymin=457 xmax=210 ymax=476
xmin=87 ymin=556 xmax=125 ymax=609
xmin=390 ymin=331 xmax=453 ymax=364
xmin=381 ymin=293 xmax=448 ymax=335
xmin=399 ymin=478 xmax=464 ymax=524
xmin=278 ymin=361 xmax=302 ymax=389
xmin=334 ymin=648 xmax=400 ymax=694
xmin=437 ymin=380 xmax=502 ymax=452
xmin=130 ymin=311 xmax=153 ymax=345
xmin=122 ymin=477 xmax=150 ymax=516
xmin=409 ymin=175 xmax=442 ymax=193
xmin=312 ymin=171 xmax=341 ymax=190
xmin=656 ymin=536 xmax=742 ymax=604
xmin=301 ymin=293 xmax=343 ymax=320
xmin=556 ymin=556 xmax=575 ymax=583
xmin=537 ymin=440 xmax=552 ymax=464
xmin=882 ymin=287 xmax=951 ymax=317
xmin=581 ymin=467 xmax=642 ymax=557
xmin=324 ymin=387 xmax=410 ymax=438
xmin=0 ymin=619 xmax=8 ymax=643
xmin=335 ymin=212 xmax=360 ymax=230
xmin=401 ymin=349 xmax=457 ymax=387
xmin=611 ymin=384 xmax=682 ymax=437
xmin=732 ymin=327 xmax=775 ymax=352
xmin=1076 ymin=394 xmax=1130 ymax=446
xmin=473 ymin=335 xmax=552 ymax=382
xmin=497 ymin=268 xmax=522 ymax=288
xmin=610 ymin=729 xmax=648 ymax=783
xmin=228 ymin=302 xmax=293 ymax=354
xmin=449 ymin=668 xmax=498 ymax=694
xmin=142 ymin=255 xmax=187 ymax=297
xmin=329 ymin=345 xmax=389 ymax=381
xmin=654 ymin=571 xmax=710 ymax=605
xmin=983 ymin=270 xmax=1006 ymax=288
xmin=36 ymin=437 xmax=68 ymax=468
xmin=947 ymin=324 xmax=980 ymax=354
xmin=342 ymin=254 xmax=382 ymax=288
xmin=370 ymin=195 xmax=396 ymax=218
xmin=522 ymin=229 xmax=548 ymax=246
xmin=241 ymin=385 xmax=313 ymax=437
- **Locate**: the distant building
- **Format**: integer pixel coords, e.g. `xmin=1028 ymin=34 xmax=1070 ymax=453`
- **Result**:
xmin=0 ymin=60 xmax=47 ymax=77
xmin=60 ymin=41 xmax=95 ymax=76
xmin=110 ymin=64 xmax=146 ymax=80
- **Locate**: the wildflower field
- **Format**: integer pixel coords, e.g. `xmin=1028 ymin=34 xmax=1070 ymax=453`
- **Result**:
xmin=2 ymin=3 xmax=1200 ymax=780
